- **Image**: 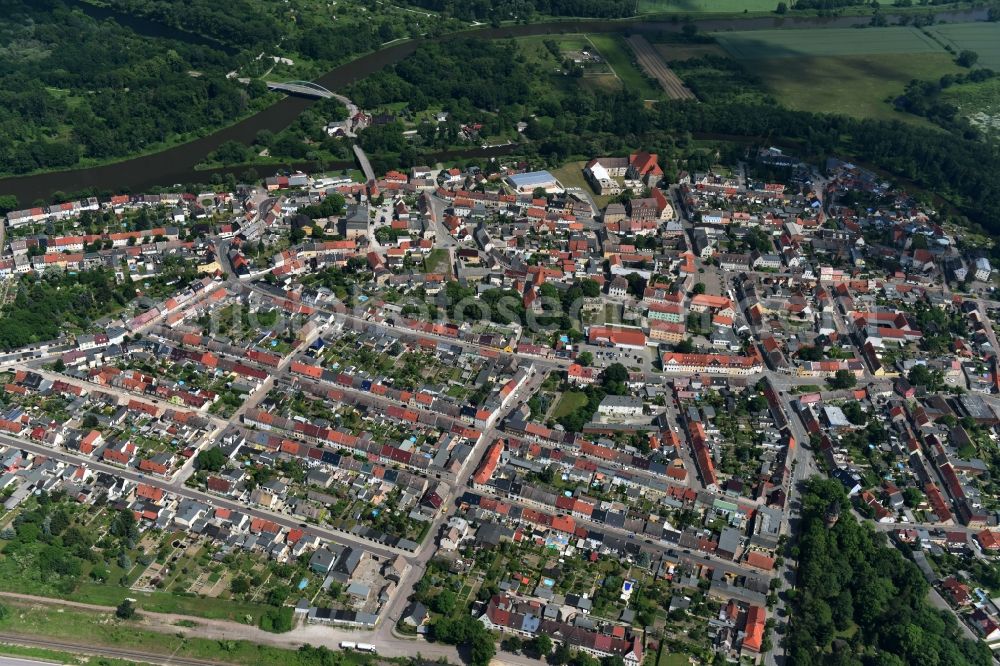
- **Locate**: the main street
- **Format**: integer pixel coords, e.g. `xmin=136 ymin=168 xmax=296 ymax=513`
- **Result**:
xmin=762 ymin=388 xmax=818 ymax=666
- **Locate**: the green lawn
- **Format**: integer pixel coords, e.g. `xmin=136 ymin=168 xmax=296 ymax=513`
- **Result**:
xmin=587 ymin=34 xmax=664 ymax=100
xmin=552 ymin=391 xmax=589 ymax=419
xmin=424 ymin=248 xmax=451 ymax=276
xmin=713 ymin=26 xmax=944 ymax=59
xmin=927 ymin=23 xmax=1000 ymax=69
xmin=517 ymin=34 xmax=594 ymax=55
xmin=551 ymin=160 xmax=611 ymax=208
xmin=71 ymin=581 xmax=269 ymax=621
xmin=516 ymin=34 xmax=619 ymax=93
xmin=638 ymin=0 xmax=777 ymax=13
xmin=752 ymin=52 xmax=961 ymax=123
xmin=657 ymin=650 xmax=692 ymax=666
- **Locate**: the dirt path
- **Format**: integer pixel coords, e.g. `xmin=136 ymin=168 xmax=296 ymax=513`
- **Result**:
xmin=0 ymin=590 xmax=463 ymax=660
xmin=0 ymin=591 xmax=310 ymax=650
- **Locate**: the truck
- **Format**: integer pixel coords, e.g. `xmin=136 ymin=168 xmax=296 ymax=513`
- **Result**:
xmin=339 ymin=642 xmax=357 ymax=650
xmin=356 ymin=644 xmax=377 ymax=654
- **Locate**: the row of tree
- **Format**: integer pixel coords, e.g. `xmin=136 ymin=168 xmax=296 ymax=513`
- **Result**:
xmin=398 ymin=0 xmax=635 ymax=22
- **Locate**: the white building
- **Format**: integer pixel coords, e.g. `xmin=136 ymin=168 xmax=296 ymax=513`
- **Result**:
xmin=975 ymin=257 xmax=992 ymax=282
xmin=597 ymin=395 xmax=644 ymax=418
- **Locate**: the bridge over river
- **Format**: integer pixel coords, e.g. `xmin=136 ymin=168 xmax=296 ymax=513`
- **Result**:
xmin=265 ymin=80 xmax=336 ymax=98
xmin=0 ymin=7 xmax=990 ymax=204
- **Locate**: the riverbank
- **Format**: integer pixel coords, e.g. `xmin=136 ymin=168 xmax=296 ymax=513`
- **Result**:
xmin=0 ymin=6 xmax=991 ymax=204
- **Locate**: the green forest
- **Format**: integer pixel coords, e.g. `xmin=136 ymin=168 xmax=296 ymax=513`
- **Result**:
xmin=348 ymin=39 xmax=533 ymax=117
xmin=786 ymin=478 xmax=992 ymax=666
xmin=96 ymin=0 xmax=418 ymax=57
xmin=0 ymin=0 xmax=271 ymax=175
xmin=0 ymin=0 xmax=428 ymax=177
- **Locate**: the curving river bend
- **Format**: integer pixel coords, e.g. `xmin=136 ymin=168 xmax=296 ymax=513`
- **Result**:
xmin=0 ymin=4 xmax=989 ymax=203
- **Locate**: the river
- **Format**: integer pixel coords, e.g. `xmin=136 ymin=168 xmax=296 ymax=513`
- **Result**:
xmin=62 ymin=0 xmax=238 ymax=54
xmin=0 ymin=5 xmax=989 ymax=203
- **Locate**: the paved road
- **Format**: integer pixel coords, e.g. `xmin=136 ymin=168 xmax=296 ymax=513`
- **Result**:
xmin=763 ymin=390 xmax=818 ymax=666
xmin=243 ymin=282 xmax=571 ymax=372
xmin=976 ymin=300 xmax=1000 ymax=358
xmin=0 ymin=357 xmax=544 ymax=660
xmin=28 ymin=368 xmax=229 ymax=429
xmin=0 ymin=255 xmax=961 ymax=665
xmin=0 ymin=655 xmax=59 ymax=666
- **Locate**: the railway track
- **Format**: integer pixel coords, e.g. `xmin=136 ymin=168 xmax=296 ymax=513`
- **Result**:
xmin=0 ymin=633 xmax=229 ymax=666
xmin=625 ymin=34 xmax=697 ymax=101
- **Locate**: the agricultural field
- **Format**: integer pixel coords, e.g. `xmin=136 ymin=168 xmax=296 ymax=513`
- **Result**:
xmin=707 ymin=27 xmax=961 ymax=123
xmin=638 ymin=0 xmax=778 ymax=13
xmin=927 ymin=22 xmax=1000 ymax=69
xmin=712 ymin=26 xmax=944 ymax=59
xmin=653 ymin=39 xmax=729 ymax=61
xmin=753 ymin=52 xmax=962 ymax=123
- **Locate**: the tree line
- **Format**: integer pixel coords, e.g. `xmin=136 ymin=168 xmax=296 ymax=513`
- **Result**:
xmin=397 ymin=0 xmax=635 ymax=22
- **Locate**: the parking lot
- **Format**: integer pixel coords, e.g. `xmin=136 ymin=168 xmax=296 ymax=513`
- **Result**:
xmin=578 ymin=342 xmax=657 ymax=372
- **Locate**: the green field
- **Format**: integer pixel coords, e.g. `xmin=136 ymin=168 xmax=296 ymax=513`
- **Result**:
xmin=708 ymin=26 xmax=960 ymax=124
xmin=552 ymin=391 xmax=589 ymax=419
xmin=638 ymin=0 xmax=777 ymax=13
xmin=927 ymin=23 xmax=1000 ymax=69
xmin=587 ymin=34 xmax=664 ymax=99
xmin=0 ymin=642 xmax=153 ymax=666
xmin=713 ymin=26 xmax=944 ymax=58
xmin=941 ymin=76 xmax=1000 ymax=137
xmin=654 ymin=40 xmax=729 ymax=61
xmin=0 ymin=603 xmax=373 ymax=666
xmin=754 ymin=52 xmax=961 ymax=123
xmin=424 ymin=248 xmax=452 ymax=276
